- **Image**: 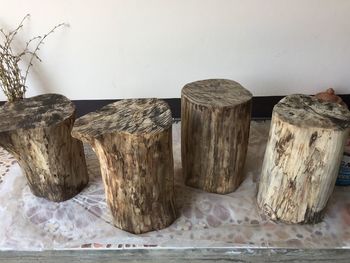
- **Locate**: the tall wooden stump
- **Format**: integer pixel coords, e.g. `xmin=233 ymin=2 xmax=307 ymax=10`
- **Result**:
xmin=0 ymin=94 xmax=88 ymax=202
xmin=257 ymin=94 xmax=350 ymax=224
xmin=181 ymin=79 xmax=252 ymax=194
xmin=72 ymin=99 xmax=176 ymax=234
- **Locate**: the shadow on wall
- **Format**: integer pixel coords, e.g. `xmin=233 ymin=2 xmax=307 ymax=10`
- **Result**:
xmin=24 ymin=61 xmax=56 ymax=95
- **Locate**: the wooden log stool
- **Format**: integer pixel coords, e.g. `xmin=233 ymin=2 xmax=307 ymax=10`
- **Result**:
xmin=0 ymin=94 xmax=88 ymax=202
xmin=257 ymin=94 xmax=350 ymax=224
xmin=72 ymin=98 xmax=176 ymax=234
xmin=181 ymin=79 xmax=252 ymax=194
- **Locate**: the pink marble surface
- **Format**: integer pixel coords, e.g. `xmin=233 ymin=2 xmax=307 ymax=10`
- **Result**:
xmin=0 ymin=121 xmax=349 ymax=250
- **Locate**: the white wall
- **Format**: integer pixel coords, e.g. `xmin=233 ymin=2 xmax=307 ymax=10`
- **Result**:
xmin=0 ymin=0 xmax=349 ymax=100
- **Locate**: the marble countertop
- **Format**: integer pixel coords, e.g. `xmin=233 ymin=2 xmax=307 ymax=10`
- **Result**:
xmin=0 ymin=121 xmax=349 ymax=250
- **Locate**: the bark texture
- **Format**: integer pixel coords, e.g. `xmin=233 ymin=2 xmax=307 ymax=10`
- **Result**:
xmin=257 ymin=94 xmax=350 ymax=224
xmin=72 ymin=98 xmax=176 ymax=234
xmin=181 ymin=79 xmax=252 ymax=194
xmin=0 ymin=94 xmax=88 ymax=202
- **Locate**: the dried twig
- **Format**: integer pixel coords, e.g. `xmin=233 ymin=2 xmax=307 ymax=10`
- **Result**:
xmin=0 ymin=14 xmax=64 ymax=102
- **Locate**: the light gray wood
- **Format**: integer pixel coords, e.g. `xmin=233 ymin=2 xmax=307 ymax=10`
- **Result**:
xmin=0 ymin=93 xmax=88 ymax=202
xmin=72 ymin=98 xmax=176 ymax=234
xmin=257 ymin=94 xmax=350 ymax=224
xmin=1 ymin=248 xmax=350 ymax=263
xmin=181 ymin=79 xmax=252 ymax=194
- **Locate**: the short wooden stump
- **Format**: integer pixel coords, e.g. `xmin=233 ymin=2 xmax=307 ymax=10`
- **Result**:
xmin=257 ymin=94 xmax=350 ymax=224
xmin=72 ymin=98 xmax=176 ymax=234
xmin=0 ymin=94 xmax=89 ymax=202
xmin=181 ymin=79 xmax=252 ymax=194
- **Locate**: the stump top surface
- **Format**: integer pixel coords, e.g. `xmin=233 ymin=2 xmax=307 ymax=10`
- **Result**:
xmin=0 ymin=93 xmax=75 ymax=132
xmin=182 ymin=79 xmax=252 ymax=107
xmin=274 ymin=94 xmax=350 ymax=130
xmin=72 ymin=98 xmax=172 ymax=139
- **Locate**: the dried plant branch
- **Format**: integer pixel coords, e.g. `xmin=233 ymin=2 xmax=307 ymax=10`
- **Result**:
xmin=5 ymin=14 xmax=30 ymax=50
xmin=24 ymin=23 xmax=65 ymax=85
xmin=0 ymin=14 xmax=64 ymax=102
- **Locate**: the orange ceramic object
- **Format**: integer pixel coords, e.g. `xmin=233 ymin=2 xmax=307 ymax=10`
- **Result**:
xmin=314 ymin=88 xmax=347 ymax=108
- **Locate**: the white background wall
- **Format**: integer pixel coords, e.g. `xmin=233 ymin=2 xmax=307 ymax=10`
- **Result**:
xmin=0 ymin=0 xmax=349 ymax=100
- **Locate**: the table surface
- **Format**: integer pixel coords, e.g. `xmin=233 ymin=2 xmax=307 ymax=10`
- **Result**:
xmin=0 ymin=121 xmax=349 ymax=251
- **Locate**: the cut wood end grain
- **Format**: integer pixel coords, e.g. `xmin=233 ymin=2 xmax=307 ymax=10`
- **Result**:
xmin=274 ymin=94 xmax=350 ymax=130
xmin=182 ymin=79 xmax=252 ymax=108
xmin=72 ymin=98 xmax=172 ymax=141
xmin=0 ymin=93 xmax=75 ymax=133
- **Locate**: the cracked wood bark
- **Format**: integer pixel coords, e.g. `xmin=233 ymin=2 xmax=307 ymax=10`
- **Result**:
xmin=257 ymin=94 xmax=350 ymax=224
xmin=0 ymin=94 xmax=88 ymax=202
xmin=72 ymin=98 xmax=176 ymax=234
xmin=181 ymin=79 xmax=252 ymax=194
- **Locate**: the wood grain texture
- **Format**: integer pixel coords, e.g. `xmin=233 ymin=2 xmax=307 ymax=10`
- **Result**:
xmin=2 ymin=248 xmax=350 ymax=263
xmin=181 ymin=79 xmax=252 ymax=194
xmin=0 ymin=94 xmax=88 ymax=202
xmin=72 ymin=99 xmax=176 ymax=234
xmin=257 ymin=94 xmax=350 ymax=224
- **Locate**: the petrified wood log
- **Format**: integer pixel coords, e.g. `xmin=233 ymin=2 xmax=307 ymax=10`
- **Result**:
xmin=257 ymin=94 xmax=350 ymax=224
xmin=72 ymin=98 xmax=176 ymax=234
xmin=0 ymin=94 xmax=88 ymax=202
xmin=181 ymin=79 xmax=252 ymax=194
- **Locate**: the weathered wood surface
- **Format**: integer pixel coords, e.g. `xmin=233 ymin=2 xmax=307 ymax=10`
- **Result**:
xmin=72 ymin=98 xmax=176 ymax=234
xmin=181 ymin=79 xmax=252 ymax=194
xmin=2 ymin=248 xmax=350 ymax=263
xmin=0 ymin=94 xmax=88 ymax=202
xmin=257 ymin=94 xmax=350 ymax=224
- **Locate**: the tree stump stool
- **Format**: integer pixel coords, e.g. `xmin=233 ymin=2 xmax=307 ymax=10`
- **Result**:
xmin=257 ymin=94 xmax=350 ymax=224
xmin=72 ymin=98 xmax=176 ymax=234
xmin=0 ymin=94 xmax=88 ymax=202
xmin=181 ymin=79 xmax=252 ymax=194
